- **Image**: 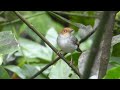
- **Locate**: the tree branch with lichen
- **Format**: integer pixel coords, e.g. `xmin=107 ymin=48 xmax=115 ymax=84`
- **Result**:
xmin=98 ymin=11 xmax=117 ymax=79
xmin=82 ymin=11 xmax=114 ymax=79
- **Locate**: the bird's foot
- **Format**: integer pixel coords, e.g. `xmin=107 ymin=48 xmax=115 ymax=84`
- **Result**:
xmin=57 ymin=50 xmax=63 ymax=55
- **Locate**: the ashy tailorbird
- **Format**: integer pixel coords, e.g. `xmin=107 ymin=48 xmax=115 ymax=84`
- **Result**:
xmin=57 ymin=27 xmax=81 ymax=53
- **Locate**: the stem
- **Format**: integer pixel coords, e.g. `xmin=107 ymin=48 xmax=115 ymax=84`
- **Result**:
xmin=47 ymin=11 xmax=80 ymax=28
xmin=53 ymin=11 xmax=99 ymax=18
xmin=82 ymin=12 xmax=112 ymax=79
xmin=98 ymin=12 xmax=117 ymax=79
xmin=30 ymin=53 xmax=67 ymax=79
xmin=1 ymin=11 xmax=46 ymax=26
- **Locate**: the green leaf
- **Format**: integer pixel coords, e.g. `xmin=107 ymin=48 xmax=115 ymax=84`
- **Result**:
xmin=115 ymin=11 xmax=120 ymax=20
xmin=110 ymin=56 xmax=120 ymax=65
xmin=0 ymin=31 xmax=19 ymax=55
xmin=112 ymin=43 xmax=120 ymax=57
xmin=17 ymin=57 xmax=49 ymax=64
xmin=21 ymin=64 xmax=49 ymax=79
xmin=0 ymin=17 xmax=6 ymax=22
xmin=112 ymin=34 xmax=120 ymax=46
xmin=45 ymin=27 xmax=58 ymax=59
xmin=19 ymin=13 xmax=63 ymax=42
xmin=0 ymin=66 xmax=10 ymax=79
xmin=78 ymin=24 xmax=93 ymax=39
xmin=45 ymin=27 xmax=58 ymax=48
xmin=4 ymin=64 xmax=49 ymax=79
xmin=15 ymin=38 xmax=52 ymax=61
xmin=35 ymin=74 xmax=48 ymax=79
xmin=80 ymin=38 xmax=93 ymax=51
xmin=65 ymin=52 xmax=81 ymax=67
xmin=19 ymin=13 xmax=51 ymax=42
xmin=69 ymin=11 xmax=96 ymax=30
xmin=104 ymin=65 xmax=120 ymax=79
xmin=16 ymin=27 xmax=58 ymax=61
xmin=32 ymin=63 xmax=52 ymax=75
xmin=21 ymin=64 xmax=39 ymax=79
xmin=0 ymin=54 xmax=3 ymax=65
xmin=4 ymin=11 xmax=17 ymax=21
xmin=4 ymin=65 xmax=25 ymax=79
xmin=48 ymin=60 xmax=79 ymax=79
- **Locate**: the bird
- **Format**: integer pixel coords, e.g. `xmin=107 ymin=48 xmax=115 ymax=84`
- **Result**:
xmin=57 ymin=27 xmax=81 ymax=53
xmin=57 ymin=27 xmax=81 ymax=64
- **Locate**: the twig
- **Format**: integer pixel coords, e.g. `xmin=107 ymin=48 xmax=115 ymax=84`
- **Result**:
xmin=98 ymin=12 xmax=117 ymax=79
xmin=30 ymin=53 xmax=67 ymax=79
xmin=47 ymin=11 xmax=80 ymax=28
xmin=78 ymin=27 xmax=96 ymax=45
xmin=13 ymin=11 xmax=81 ymax=78
xmin=53 ymin=11 xmax=99 ymax=18
xmin=48 ymin=11 xmax=98 ymax=40
xmin=82 ymin=12 xmax=112 ymax=79
xmin=1 ymin=11 xmax=46 ymax=26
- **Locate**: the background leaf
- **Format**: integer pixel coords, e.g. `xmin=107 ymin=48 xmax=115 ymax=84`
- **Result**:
xmin=4 ymin=65 xmax=25 ymax=79
xmin=0 ymin=31 xmax=19 ymax=55
xmin=5 ymin=64 xmax=50 ymax=79
xmin=0 ymin=54 xmax=3 ymax=65
xmin=111 ymin=34 xmax=120 ymax=46
xmin=0 ymin=66 xmax=10 ymax=79
xmin=112 ymin=43 xmax=120 ymax=57
xmin=78 ymin=50 xmax=101 ymax=79
xmin=15 ymin=38 xmax=52 ymax=61
xmin=109 ymin=56 xmax=120 ymax=65
xmin=19 ymin=13 xmax=63 ymax=43
xmin=49 ymin=60 xmax=79 ymax=79
xmin=104 ymin=65 xmax=120 ymax=79
xmin=65 ymin=52 xmax=81 ymax=67
xmin=45 ymin=27 xmax=58 ymax=60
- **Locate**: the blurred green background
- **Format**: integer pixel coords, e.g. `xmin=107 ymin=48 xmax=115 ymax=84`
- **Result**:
xmin=0 ymin=11 xmax=120 ymax=79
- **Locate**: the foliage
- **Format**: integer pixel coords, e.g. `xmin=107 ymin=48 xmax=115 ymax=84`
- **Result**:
xmin=0 ymin=11 xmax=119 ymax=79
xmin=0 ymin=66 xmax=10 ymax=79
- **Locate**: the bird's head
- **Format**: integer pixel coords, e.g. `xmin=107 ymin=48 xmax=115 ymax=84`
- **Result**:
xmin=60 ymin=27 xmax=74 ymax=37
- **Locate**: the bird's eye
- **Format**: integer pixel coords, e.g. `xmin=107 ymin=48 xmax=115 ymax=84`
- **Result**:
xmin=64 ymin=30 xmax=67 ymax=32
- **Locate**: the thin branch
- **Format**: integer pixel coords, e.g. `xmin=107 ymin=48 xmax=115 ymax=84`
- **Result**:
xmin=13 ymin=11 xmax=81 ymax=78
xmin=30 ymin=53 xmax=67 ymax=79
xmin=98 ymin=12 xmax=117 ymax=79
xmin=1 ymin=11 xmax=46 ymax=26
xmin=47 ymin=11 xmax=80 ymax=28
xmin=78 ymin=27 xmax=97 ymax=45
xmin=82 ymin=12 xmax=113 ymax=79
xmin=53 ymin=11 xmax=99 ymax=18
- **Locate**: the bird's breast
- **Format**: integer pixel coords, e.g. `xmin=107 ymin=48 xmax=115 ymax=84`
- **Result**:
xmin=57 ymin=35 xmax=77 ymax=53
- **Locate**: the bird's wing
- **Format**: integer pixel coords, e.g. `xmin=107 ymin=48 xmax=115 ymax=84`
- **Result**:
xmin=70 ymin=36 xmax=82 ymax=52
xmin=70 ymin=35 xmax=78 ymax=46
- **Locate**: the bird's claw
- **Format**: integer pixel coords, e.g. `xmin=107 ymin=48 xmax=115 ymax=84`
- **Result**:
xmin=57 ymin=50 xmax=63 ymax=55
